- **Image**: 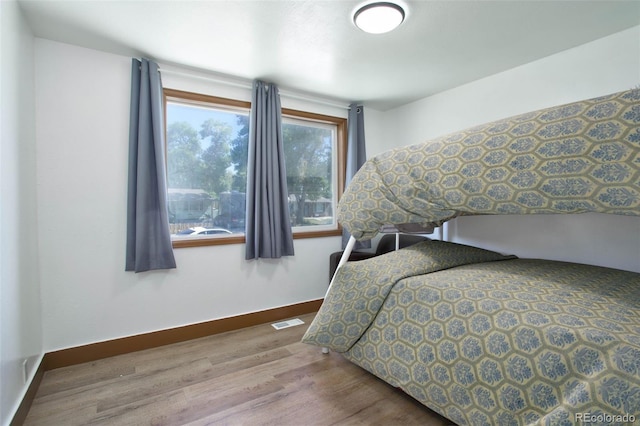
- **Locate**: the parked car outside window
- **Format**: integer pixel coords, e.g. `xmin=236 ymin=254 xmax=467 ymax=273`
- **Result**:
xmin=175 ymin=227 xmax=232 ymax=236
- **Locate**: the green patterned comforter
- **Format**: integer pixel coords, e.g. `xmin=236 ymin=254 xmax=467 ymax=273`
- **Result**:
xmin=302 ymin=240 xmax=640 ymax=425
xmin=338 ymin=89 xmax=640 ymax=240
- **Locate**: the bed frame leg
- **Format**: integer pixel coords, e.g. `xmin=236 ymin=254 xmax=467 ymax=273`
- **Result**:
xmin=320 ymin=236 xmax=356 ymax=356
xmin=325 ymin=235 xmax=357 ymax=298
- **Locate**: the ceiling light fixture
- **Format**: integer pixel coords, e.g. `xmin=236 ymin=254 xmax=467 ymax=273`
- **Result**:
xmin=353 ymin=2 xmax=406 ymax=34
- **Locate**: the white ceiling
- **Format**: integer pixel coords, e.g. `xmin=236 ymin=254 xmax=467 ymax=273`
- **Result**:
xmin=18 ymin=0 xmax=640 ymax=111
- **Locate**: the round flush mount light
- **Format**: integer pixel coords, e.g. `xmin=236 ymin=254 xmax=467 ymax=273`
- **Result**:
xmin=353 ymin=1 xmax=406 ymax=34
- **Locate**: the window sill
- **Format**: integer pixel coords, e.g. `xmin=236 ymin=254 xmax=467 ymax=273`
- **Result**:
xmin=171 ymin=228 xmax=343 ymax=248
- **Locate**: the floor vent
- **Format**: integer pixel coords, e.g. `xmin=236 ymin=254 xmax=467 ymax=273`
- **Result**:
xmin=271 ymin=318 xmax=304 ymax=330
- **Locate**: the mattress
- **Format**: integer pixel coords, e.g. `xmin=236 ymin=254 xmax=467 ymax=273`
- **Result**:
xmin=303 ymin=240 xmax=640 ymax=424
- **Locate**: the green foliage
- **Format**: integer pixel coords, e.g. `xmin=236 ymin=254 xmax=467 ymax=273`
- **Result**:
xmin=167 ymin=121 xmax=202 ymax=189
xmin=200 ymin=119 xmax=232 ymax=195
xmin=167 ymin=113 xmax=334 ymax=227
xmin=230 ymin=115 xmax=249 ymax=192
xmin=283 ymin=122 xmax=332 ymax=225
xmin=167 ymin=119 xmax=234 ymax=196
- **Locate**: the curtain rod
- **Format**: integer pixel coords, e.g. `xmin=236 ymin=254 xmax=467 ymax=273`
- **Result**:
xmin=158 ymin=67 xmax=351 ymax=110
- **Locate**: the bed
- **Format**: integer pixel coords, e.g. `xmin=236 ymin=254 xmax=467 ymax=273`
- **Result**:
xmin=302 ymin=88 xmax=640 ymax=425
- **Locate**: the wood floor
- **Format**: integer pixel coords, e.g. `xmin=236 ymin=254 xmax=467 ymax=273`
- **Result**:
xmin=23 ymin=312 xmax=453 ymax=425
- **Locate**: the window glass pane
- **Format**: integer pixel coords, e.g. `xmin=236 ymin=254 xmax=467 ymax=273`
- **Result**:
xmin=166 ymin=101 xmax=249 ymax=237
xmin=283 ymin=117 xmax=336 ymax=230
xmin=165 ymin=90 xmax=343 ymax=245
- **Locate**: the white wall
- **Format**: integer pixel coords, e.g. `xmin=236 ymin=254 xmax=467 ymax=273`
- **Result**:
xmin=382 ymin=26 xmax=640 ymax=272
xmin=360 ymin=107 xmax=387 ymax=158
xmin=0 ymin=1 xmax=42 ymax=424
xmin=34 ymin=39 xmax=345 ymax=352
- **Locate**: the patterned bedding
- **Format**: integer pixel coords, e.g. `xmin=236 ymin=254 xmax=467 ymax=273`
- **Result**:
xmin=338 ymin=89 xmax=640 ymax=240
xmin=302 ymin=240 xmax=640 ymax=425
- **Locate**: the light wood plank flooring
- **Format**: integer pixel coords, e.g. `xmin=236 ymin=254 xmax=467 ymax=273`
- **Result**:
xmin=24 ymin=312 xmax=452 ymax=425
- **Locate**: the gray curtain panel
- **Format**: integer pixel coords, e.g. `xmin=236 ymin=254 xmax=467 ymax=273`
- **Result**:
xmin=245 ymin=80 xmax=295 ymax=260
xmin=342 ymin=104 xmax=371 ymax=249
xmin=126 ymin=58 xmax=177 ymax=272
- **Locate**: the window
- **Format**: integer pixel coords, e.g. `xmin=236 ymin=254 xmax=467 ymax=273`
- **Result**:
xmin=164 ymin=89 xmax=346 ymax=248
